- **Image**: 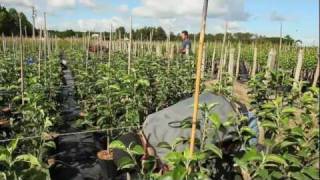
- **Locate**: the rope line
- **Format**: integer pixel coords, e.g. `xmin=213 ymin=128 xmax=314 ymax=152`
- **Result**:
xmin=0 ymin=125 xmax=141 ymax=143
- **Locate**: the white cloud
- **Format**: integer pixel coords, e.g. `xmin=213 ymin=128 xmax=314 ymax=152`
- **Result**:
xmin=77 ymin=17 xmax=126 ymax=31
xmin=1 ymin=0 xmax=33 ymax=7
xmin=79 ymin=0 xmax=96 ymax=8
xmin=270 ymin=11 xmax=288 ymax=22
xmin=118 ymin=4 xmax=129 ymax=13
xmin=47 ymin=0 xmax=76 ymax=9
xmin=132 ymin=0 xmax=249 ymax=21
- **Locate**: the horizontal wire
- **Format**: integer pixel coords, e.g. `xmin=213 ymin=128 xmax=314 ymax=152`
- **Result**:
xmin=0 ymin=125 xmax=141 ymax=143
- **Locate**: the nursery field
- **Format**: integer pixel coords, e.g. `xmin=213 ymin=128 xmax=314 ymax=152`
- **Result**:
xmin=0 ymin=0 xmax=320 ymax=177
xmin=0 ymin=27 xmax=319 ymax=180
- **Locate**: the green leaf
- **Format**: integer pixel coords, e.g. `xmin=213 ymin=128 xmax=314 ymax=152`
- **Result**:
xmin=8 ymin=138 xmax=19 ymax=154
xmin=302 ymin=167 xmax=320 ymax=180
xmin=281 ymin=107 xmax=297 ymax=114
xmin=173 ymin=137 xmax=187 ymax=146
xmin=205 ymin=143 xmax=222 ymax=158
xmin=43 ymin=141 xmax=56 ymax=149
xmin=14 ymin=154 xmax=41 ymax=166
xmin=192 ymin=152 xmax=207 ymax=161
xmin=130 ymin=145 xmax=144 ymax=155
xmin=280 ymin=141 xmax=298 ymax=148
xmin=44 ymin=117 xmax=53 ymax=128
xmin=283 ymin=153 xmax=302 ymax=167
xmin=157 ymin=142 xmax=171 ymax=150
xmin=209 ymin=113 xmax=221 ymax=129
xmin=265 ymin=154 xmax=288 ymax=166
xmin=164 ymin=152 xmax=184 ymax=163
xmin=261 ymin=121 xmax=277 ymax=129
xmin=291 ymin=172 xmax=311 ymax=180
xmin=117 ymin=156 xmax=135 ymax=170
xmin=240 ymin=127 xmax=256 ymax=136
xmin=291 ymin=127 xmax=304 ymax=137
xmin=271 ymin=171 xmax=283 ymax=179
xmin=109 ymin=140 xmax=126 ymax=150
xmin=241 ymin=148 xmax=261 ymax=162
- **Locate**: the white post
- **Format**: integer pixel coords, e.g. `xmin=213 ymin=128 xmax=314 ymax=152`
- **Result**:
xmin=128 ymin=16 xmax=132 ymax=74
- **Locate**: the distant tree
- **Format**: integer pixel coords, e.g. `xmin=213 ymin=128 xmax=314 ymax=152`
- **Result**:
xmin=0 ymin=6 xmax=32 ymax=36
xmin=115 ymin=26 xmax=126 ymax=39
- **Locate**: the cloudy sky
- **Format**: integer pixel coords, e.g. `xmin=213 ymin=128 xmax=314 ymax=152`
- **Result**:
xmin=1 ymin=0 xmax=318 ymax=45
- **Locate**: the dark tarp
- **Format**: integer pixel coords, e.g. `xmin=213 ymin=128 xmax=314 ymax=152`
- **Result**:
xmin=143 ymin=92 xmax=238 ymax=159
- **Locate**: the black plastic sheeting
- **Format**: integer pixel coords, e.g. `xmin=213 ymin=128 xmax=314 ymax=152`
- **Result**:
xmin=238 ymin=61 xmax=249 ymax=82
xmin=49 ymin=54 xmax=120 ymax=180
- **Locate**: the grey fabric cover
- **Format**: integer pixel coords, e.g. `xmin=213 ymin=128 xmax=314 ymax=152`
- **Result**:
xmin=143 ymin=92 xmax=237 ymax=159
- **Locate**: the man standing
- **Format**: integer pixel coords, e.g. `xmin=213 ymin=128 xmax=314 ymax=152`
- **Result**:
xmin=180 ymin=30 xmax=191 ymax=54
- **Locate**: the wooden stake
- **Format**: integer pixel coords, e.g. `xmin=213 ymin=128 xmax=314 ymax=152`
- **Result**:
xmin=201 ymin=45 xmax=206 ymax=78
xmin=251 ymin=46 xmax=258 ymax=78
xmin=210 ymin=44 xmax=216 ymax=78
xmin=2 ymin=33 xmax=5 ymax=52
xmin=312 ymin=52 xmax=319 ymax=87
xmin=228 ymin=48 xmax=235 ymax=77
xmin=38 ymin=25 xmax=42 ymax=78
xmin=32 ymin=6 xmax=36 ymax=40
xmin=293 ymin=49 xmax=304 ymax=87
xmin=18 ymin=13 xmax=24 ymax=105
xmin=217 ymin=22 xmax=228 ymax=81
xmin=128 ymin=16 xmax=132 ymax=74
xmin=189 ymin=0 xmax=208 ymax=157
xmin=108 ymin=24 xmax=112 ymax=66
xmin=235 ymin=42 xmax=241 ymax=79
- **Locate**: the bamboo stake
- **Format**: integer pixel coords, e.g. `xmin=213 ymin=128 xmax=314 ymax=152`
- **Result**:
xmin=312 ymin=52 xmax=319 ymax=87
xmin=38 ymin=25 xmax=42 ymax=78
xmin=201 ymin=45 xmax=206 ymax=78
xmin=228 ymin=48 xmax=235 ymax=77
xmin=210 ymin=45 xmax=216 ymax=78
xmin=265 ymin=48 xmax=276 ymax=79
xmin=128 ymin=16 xmax=132 ymax=74
xmin=2 ymin=33 xmax=5 ymax=52
xmin=251 ymin=46 xmax=258 ymax=78
xmin=293 ymin=49 xmax=304 ymax=87
xmin=85 ymin=31 xmax=90 ymax=72
xmin=18 ymin=13 xmax=24 ymax=105
xmin=235 ymin=42 xmax=241 ymax=79
xmin=108 ymin=24 xmax=112 ymax=66
xmin=32 ymin=6 xmax=36 ymax=40
xmin=189 ymin=0 xmax=208 ymax=157
xmin=279 ymin=22 xmax=283 ymax=52
xmin=217 ymin=22 xmax=228 ymax=81
xmin=44 ymin=12 xmax=47 ymax=83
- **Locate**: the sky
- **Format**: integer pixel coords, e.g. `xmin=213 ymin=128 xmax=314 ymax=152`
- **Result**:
xmin=1 ymin=0 xmax=319 ymax=45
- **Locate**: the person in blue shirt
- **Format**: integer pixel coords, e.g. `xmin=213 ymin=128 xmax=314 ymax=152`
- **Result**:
xmin=180 ymin=30 xmax=191 ymax=54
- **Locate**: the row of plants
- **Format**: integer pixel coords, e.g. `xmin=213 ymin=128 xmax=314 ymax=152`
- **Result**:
xmin=63 ymin=48 xmax=198 ymax=129
xmin=107 ymin=55 xmax=319 ymax=179
xmin=0 ymin=46 xmax=61 ymax=179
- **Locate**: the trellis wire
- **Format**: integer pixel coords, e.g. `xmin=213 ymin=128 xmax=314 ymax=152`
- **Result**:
xmin=0 ymin=125 xmax=141 ymax=143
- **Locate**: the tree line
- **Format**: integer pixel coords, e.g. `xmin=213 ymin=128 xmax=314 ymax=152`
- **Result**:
xmin=0 ymin=5 xmax=296 ymax=44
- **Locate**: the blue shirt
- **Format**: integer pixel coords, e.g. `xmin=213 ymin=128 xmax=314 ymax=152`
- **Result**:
xmin=182 ymin=39 xmax=191 ymax=53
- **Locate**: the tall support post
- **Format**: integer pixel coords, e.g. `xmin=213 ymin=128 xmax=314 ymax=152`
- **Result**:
xmin=235 ymin=42 xmax=241 ymax=79
xmin=108 ymin=24 xmax=112 ymax=66
xmin=128 ymin=16 xmax=132 ymax=74
xmin=32 ymin=6 xmax=36 ymax=40
xmin=18 ymin=13 xmax=24 ymax=105
xmin=210 ymin=43 xmax=216 ymax=77
xmin=312 ymin=50 xmax=319 ymax=87
xmin=293 ymin=49 xmax=304 ymax=88
xmin=189 ymin=0 xmax=209 ymax=157
xmin=251 ymin=46 xmax=258 ymax=78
